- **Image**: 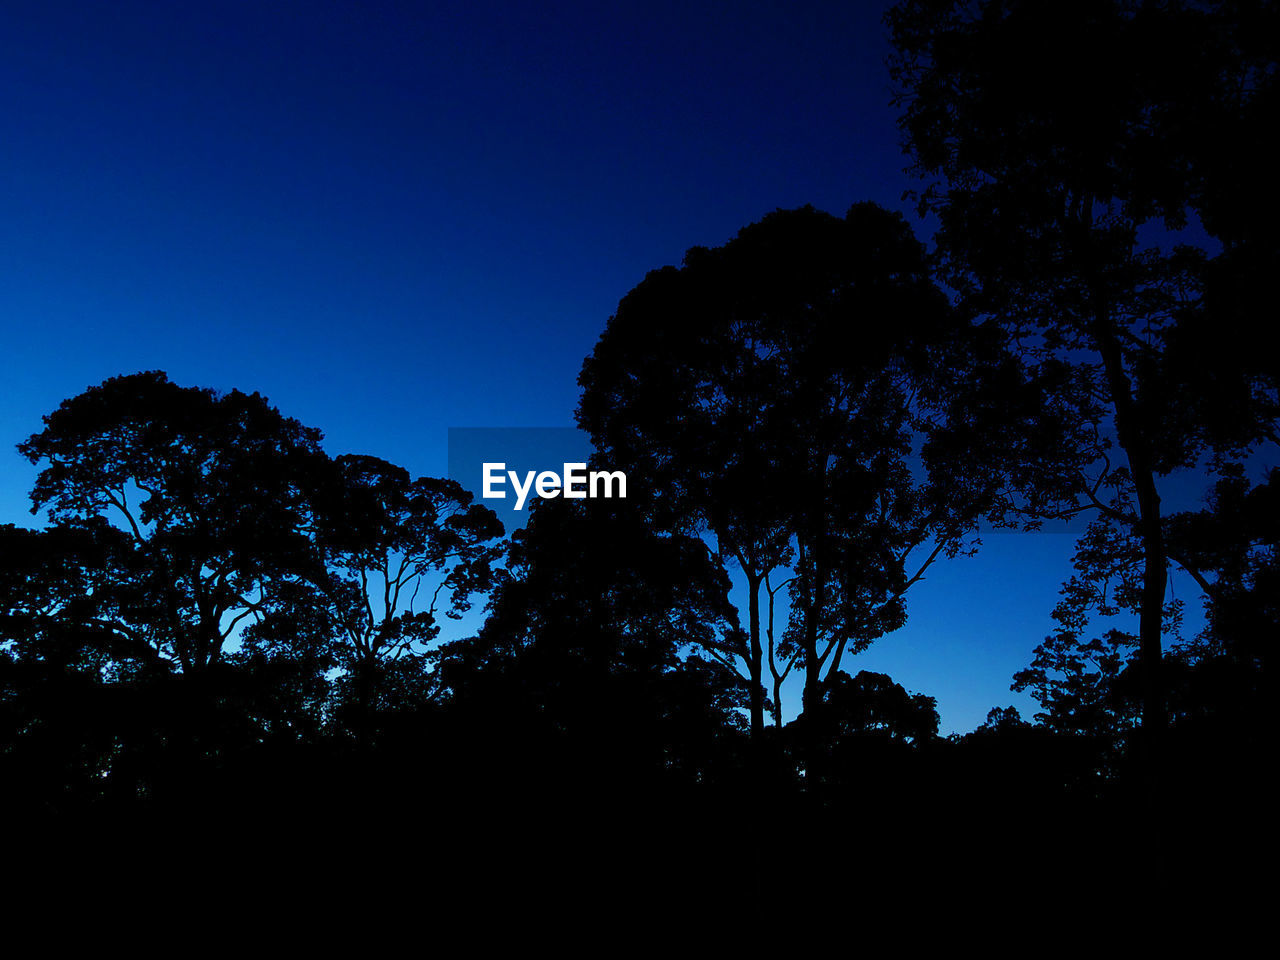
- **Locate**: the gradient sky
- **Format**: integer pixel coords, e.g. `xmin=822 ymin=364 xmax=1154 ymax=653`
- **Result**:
xmin=0 ymin=0 xmax=1207 ymax=732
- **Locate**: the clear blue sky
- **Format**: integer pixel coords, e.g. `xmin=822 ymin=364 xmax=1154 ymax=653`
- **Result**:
xmin=0 ymin=1 xmax=1206 ymax=732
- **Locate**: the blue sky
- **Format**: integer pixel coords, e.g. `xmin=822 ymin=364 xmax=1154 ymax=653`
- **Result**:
xmin=0 ymin=1 xmax=1207 ymax=732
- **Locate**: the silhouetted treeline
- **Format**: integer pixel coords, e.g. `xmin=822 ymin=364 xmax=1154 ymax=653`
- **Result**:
xmin=2 ymin=0 xmax=1274 ymax=880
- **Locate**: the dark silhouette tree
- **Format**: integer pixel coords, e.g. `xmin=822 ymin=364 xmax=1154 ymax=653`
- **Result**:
xmin=579 ymin=203 xmax=987 ymax=750
xmin=886 ymin=0 xmax=1278 ymax=755
xmin=18 ymin=371 xmax=326 ymax=676
xmin=806 ymin=669 xmax=940 ymax=745
xmin=0 ymin=522 xmax=125 ymax=811
xmin=1159 ymin=465 xmax=1275 ymax=787
xmin=1010 ymin=512 xmax=1165 ymax=776
xmin=784 ymin=669 xmax=939 ymax=814
xmin=248 ymin=453 xmax=504 ymax=744
xmin=0 ymin=517 xmax=336 ymax=813
xmin=0 ymin=521 xmax=122 ymax=670
xmin=953 ymin=705 xmax=1105 ymax=813
xmin=441 ymin=496 xmax=748 ymax=790
xmin=579 ymin=233 xmax=794 ymax=741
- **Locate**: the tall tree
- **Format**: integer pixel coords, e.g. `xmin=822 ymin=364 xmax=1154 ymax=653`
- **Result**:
xmin=579 ymin=235 xmax=793 ymax=740
xmin=886 ymin=0 xmax=1278 ymax=751
xmin=578 ymin=203 xmax=983 ymax=745
xmin=18 ymin=371 xmax=326 ymax=675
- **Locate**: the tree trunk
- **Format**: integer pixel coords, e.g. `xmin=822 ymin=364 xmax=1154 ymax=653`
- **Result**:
xmin=800 ymin=541 xmax=825 ymax=718
xmin=766 ymin=579 xmax=785 ymax=728
xmin=746 ymin=573 xmax=765 ymax=742
xmin=797 ymin=530 xmax=827 ymax=791
xmin=1093 ymin=314 xmax=1168 ymax=749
